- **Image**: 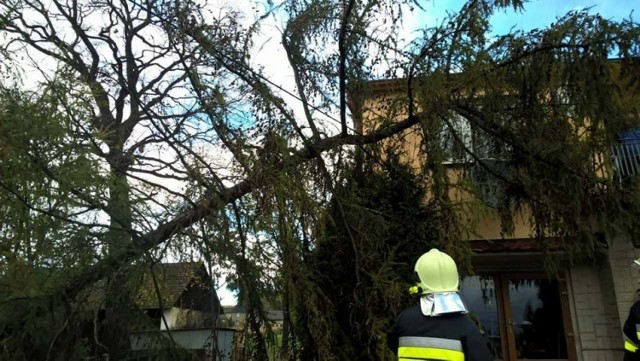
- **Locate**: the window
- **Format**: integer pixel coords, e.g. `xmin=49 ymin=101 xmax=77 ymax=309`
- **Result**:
xmin=440 ymin=114 xmax=473 ymax=163
xmin=459 ymin=273 xmax=576 ymax=361
xmin=469 ymin=159 xmax=511 ymax=208
xmin=440 ymin=114 xmax=509 ymax=164
xmin=439 ymin=113 xmax=512 ymax=207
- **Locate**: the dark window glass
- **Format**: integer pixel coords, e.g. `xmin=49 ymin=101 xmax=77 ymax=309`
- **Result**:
xmin=460 ymin=276 xmax=503 ymax=360
xmin=507 ymin=278 xmax=568 ymax=359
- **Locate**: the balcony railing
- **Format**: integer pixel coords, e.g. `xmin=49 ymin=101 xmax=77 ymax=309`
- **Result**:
xmin=611 ymin=142 xmax=640 ymax=179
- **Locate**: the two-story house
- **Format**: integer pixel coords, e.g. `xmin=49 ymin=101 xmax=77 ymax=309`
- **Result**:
xmin=356 ymin=70 xmax=640 ymax=361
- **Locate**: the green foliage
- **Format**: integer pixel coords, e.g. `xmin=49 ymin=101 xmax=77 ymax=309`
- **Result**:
xmin=282 ymin=149 xmax=439 ymax=360
xmin=0 ymin=264 xmax=93 ymax=360
xmin=0 ymin=0 xmax=639 ymax=359
xmin=0 ymin=86 xmax=103 ymax=267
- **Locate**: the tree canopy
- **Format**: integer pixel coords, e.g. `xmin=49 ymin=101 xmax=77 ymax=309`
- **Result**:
xmin=0 ymin=0 xmax=639 ymax=359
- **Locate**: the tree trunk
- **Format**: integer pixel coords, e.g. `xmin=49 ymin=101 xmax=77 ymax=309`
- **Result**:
xmin=103 ymin=163 xmax=134 ymax=358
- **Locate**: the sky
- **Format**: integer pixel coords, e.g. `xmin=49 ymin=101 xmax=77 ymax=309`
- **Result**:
xmin=420 ymin=0 xmax=636 ymax=34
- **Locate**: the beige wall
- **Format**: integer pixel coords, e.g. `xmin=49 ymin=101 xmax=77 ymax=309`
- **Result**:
xmin=463 ymin=206 xmax=534 ymax=240
xmin=361 ymin=90 xmax=538 ymax=242
xmin=568 ymin=263 xmax=623 ymax=361
xmin=359 ymin=78 xmax=635 ymax=245
xmin=607 ymin=237 xmax=640 ymax=327
xmin=566 ymin=238 xmax=640 ymax=361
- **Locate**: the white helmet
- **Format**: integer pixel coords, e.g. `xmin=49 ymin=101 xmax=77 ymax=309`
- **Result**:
xmin=413 ymin=249 xmax=459 ymax=294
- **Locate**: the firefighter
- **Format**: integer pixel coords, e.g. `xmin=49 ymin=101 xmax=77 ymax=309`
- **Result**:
xmin=623 ymin=257 xmax=640 ymax=361
xmin=387 ymin=249 xmax=492 ymax=361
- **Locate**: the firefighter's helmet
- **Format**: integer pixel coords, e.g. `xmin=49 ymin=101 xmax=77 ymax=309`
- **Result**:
xmin=414 ymin=249 xmax=459 ymax=294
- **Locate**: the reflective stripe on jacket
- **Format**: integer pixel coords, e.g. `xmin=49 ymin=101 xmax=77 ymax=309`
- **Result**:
xmin=387 ymin=304 xmax=492 ymax=361
xmin=626 ymin=334 xmax=638 ymax=353
xmin=624 ymin=301 xmax=640 ymax=361
xmin=398 ymin=336 xmax=464 ymax=361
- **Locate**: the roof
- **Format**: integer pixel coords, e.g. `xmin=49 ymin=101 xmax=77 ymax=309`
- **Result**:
xmin=362 ymin=58 xmax=640 ymax=97
xmin=134 ymin=262 xmax=213 ymax=310
xmin=89 ymin=262 xmax=221 ymax=312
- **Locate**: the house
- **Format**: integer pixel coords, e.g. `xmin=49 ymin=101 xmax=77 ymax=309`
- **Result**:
xmin=356 ymin=67 xmax=640 ymax=361
xmin=91 ymin=262 xmax=235 ymax=360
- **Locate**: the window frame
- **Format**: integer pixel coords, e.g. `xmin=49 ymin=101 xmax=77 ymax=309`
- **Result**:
xmin=463 ymin=270 xmax=577 ymax=361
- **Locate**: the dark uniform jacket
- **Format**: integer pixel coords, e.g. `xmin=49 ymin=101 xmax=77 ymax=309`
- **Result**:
xmin=624 ymin=300 xmax=640 ymax=361
xmin=387 ymin=304 xmax=493 ymax=361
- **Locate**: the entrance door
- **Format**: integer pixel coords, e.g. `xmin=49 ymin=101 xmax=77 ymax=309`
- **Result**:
xmin=459 ymin=273 xmax=576 ymax=361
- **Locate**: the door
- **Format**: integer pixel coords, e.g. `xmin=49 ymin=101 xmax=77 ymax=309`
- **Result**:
xmin=460 ymin=273 xmax=576 ymax=361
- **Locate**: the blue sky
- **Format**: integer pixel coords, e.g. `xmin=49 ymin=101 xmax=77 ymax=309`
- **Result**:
xmin=492 ymin=0 xmax=635 ymax=33
xmin=421 ymin=0 xmax=636 ymax=34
